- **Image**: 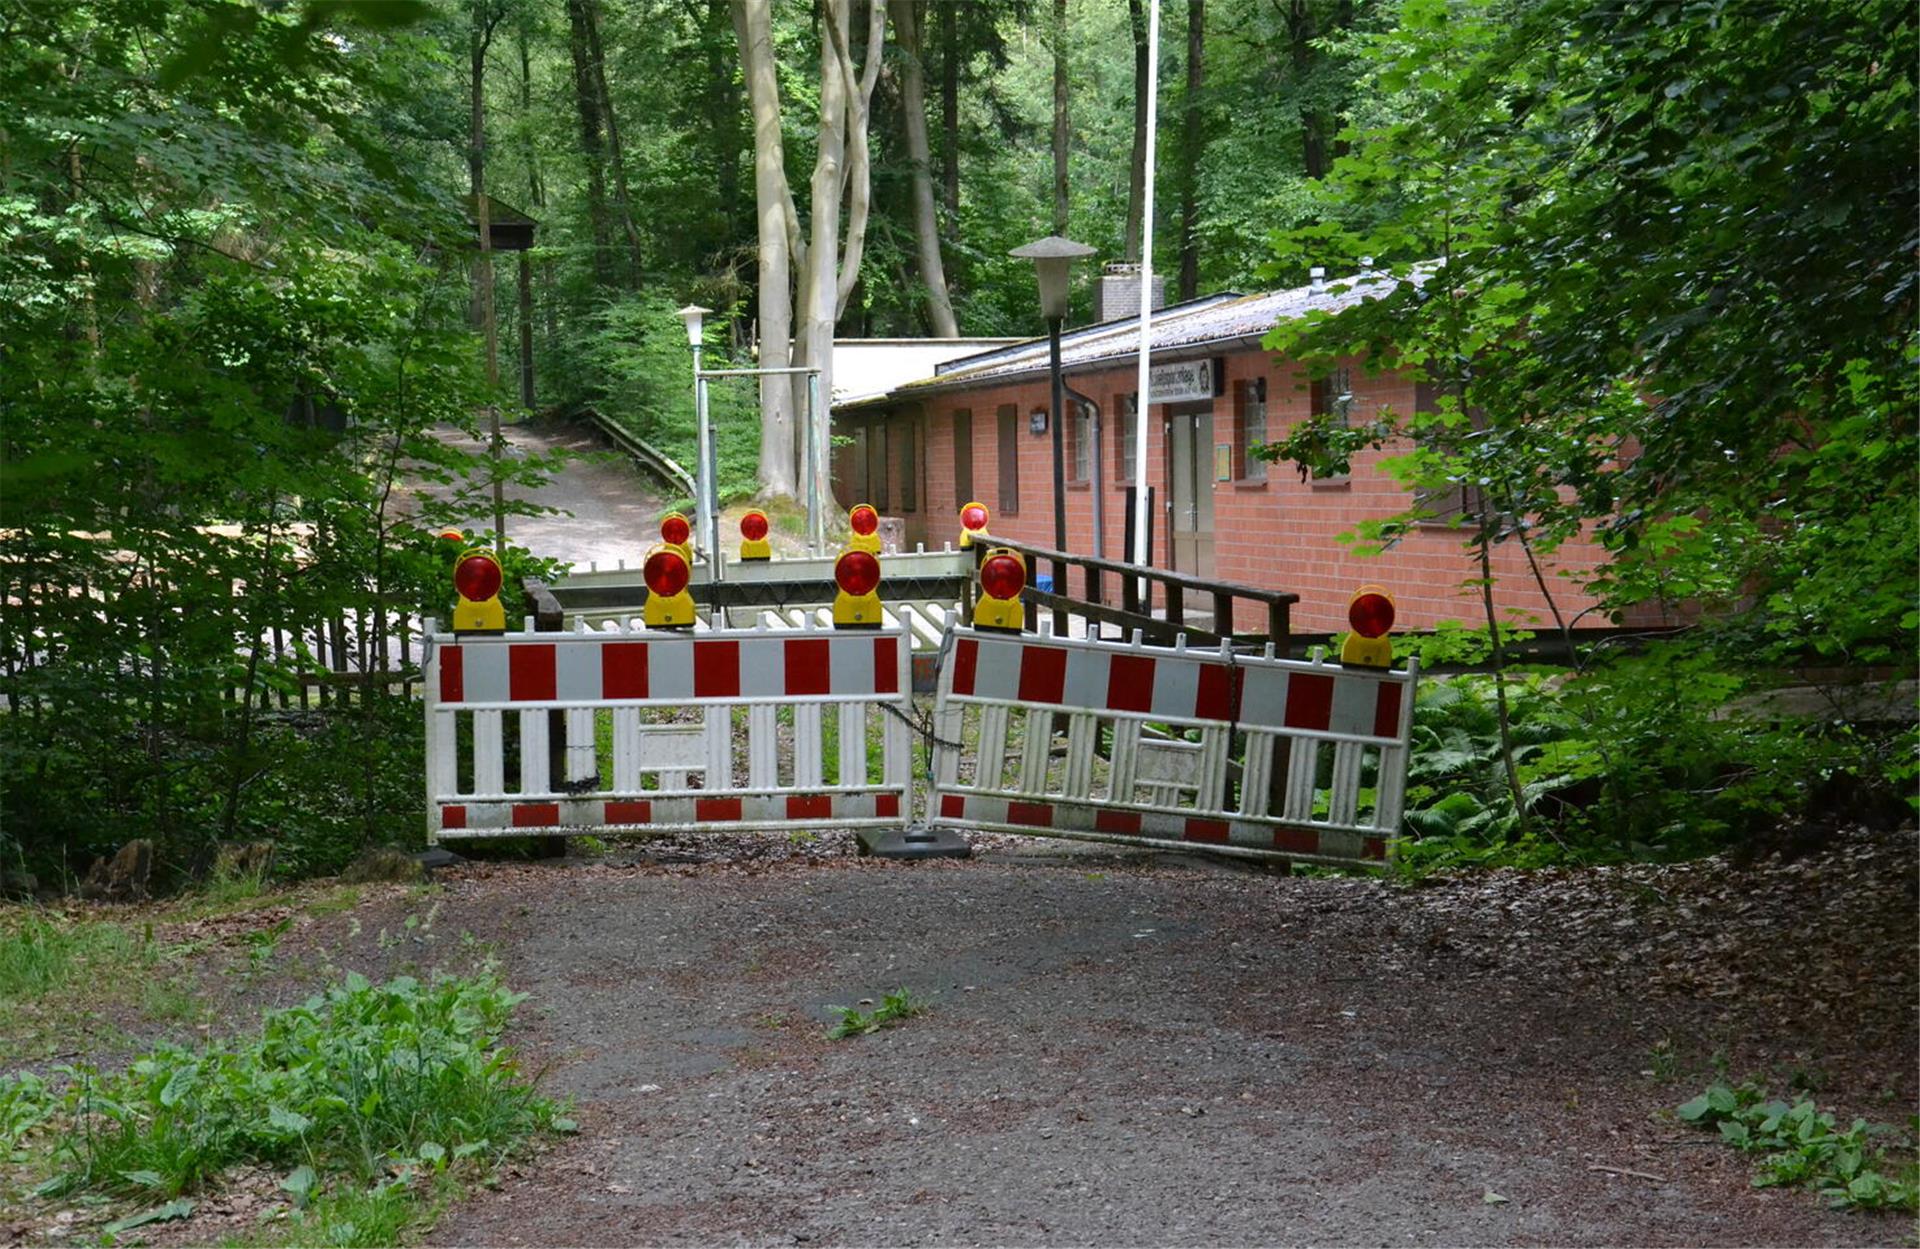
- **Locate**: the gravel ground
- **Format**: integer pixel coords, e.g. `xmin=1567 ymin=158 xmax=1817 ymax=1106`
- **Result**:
xmin=22 ymin=828 xmax=1909 ymax=1248
xmin=260 ymin=826 xmax=1912 ymax=1247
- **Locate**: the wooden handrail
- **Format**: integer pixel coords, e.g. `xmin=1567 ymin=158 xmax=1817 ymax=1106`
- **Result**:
xmin=968 ymin=530 xmax=1295 ymax=653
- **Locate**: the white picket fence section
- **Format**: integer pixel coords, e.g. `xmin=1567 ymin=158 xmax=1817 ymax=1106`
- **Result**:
xmin=927 ymin=625 xmax=1420 ymax=866
xmin=423 ymin=615 xmax=913 ymax=840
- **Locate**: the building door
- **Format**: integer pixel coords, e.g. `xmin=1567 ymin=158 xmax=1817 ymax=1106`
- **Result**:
xmin=1165 ymin=402 xmax=1216 ymax=577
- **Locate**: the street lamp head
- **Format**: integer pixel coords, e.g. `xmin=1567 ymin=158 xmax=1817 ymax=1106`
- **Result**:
xmin=1010 ymin=235 xmax=1096 ymax=322
xmin=675 ymin=304 xmax=712 ymax=349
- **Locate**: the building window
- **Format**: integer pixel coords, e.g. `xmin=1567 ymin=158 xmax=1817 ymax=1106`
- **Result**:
xmin=1115 ymin=392 xmax=1137 ymax=482
xmin=1069 ymin=401 xmax=1092 ymax=484
xmin=996 ymin=403 xmax=1020 ymax=515
xmin=865 ymin=421 xmax=889 ymax=511
xmin=952 ymin=409 xmax=973 ymax=506
xmin=898 ymin=416 xmax=918 ymax=513
xmin=1308 ymin=365 xmax=1353 ymax=485
xmin=1234 ymin=378 xmax=1267 ymax=482
xmin=1410 ymin=380 xmax=1483 ymax=525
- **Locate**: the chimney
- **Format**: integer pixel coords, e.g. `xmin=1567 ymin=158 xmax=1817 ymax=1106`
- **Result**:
xmin=1310 ymin=266 xmax=1326 ymax=294
xmin=1094 ymin=262 xmax=1166 ymax=323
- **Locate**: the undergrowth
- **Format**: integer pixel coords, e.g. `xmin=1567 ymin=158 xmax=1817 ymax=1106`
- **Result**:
xmin=1675 ymin=1081 xmax=1919 ymax=1212
xmin=1385 ymin=633 xmax=1908 ymax=879
xmin=0 ymin=968 xmax=570 ymax=1240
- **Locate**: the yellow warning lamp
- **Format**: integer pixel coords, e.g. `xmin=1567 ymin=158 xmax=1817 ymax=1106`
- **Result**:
xmin=641 ymin=544 xmax=696 ymax=629
xmin=739 ymin=509 xmax=772 ymax=561
xmin=831 ymin=548 xmax=884 ymax=628
xmin=1340 ymin=585 xmax=1396 ymax=668
xmin=957 ymin=500 xmax=990 ymax=549
xmin=451 ymin=548 xmax=506 ymax=635
xmin=973 ymin=547 xmax=1027 ymax=633
xmin=847 ymin=503 xmax=882 ymax=554
xmin=659 ymin=511 xmax=694 ymax=563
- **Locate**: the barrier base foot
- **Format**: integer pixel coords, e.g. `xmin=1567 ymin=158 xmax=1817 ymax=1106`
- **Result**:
xmin=857 ymin=825 xmax=972 ymax=860
xmin=415 ymin=847 xmax=465 ymax=873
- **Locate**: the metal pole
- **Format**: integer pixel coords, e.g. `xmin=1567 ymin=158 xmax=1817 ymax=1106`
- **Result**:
xmin=806 ymin=371 xmax=823 ymax=554
xmin=693 ymin=343 xmax=718 ymax=579
xmin=1047 ymin=315 xmax=1068 ymax=634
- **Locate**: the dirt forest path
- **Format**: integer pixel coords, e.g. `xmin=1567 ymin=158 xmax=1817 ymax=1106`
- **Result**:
xmin=262 ymin=829 xmax=1913 ymax=1247
xmin=436 ymin=419 xmax=671 ymax=573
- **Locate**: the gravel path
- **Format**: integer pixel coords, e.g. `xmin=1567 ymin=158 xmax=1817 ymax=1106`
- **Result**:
xmin=276 ymin=827 xmax=1914 ymax=1247
xmin=436 ymin=419 xmax=669 ymax=572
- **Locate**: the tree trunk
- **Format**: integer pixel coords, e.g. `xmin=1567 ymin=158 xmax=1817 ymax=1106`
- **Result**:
xmin=709 ymin=0 xmax=744 ymax=261
xmin=567 ymin=0 xmax=615 ymax=284
xmin=1288 ymin=0 xmax=1328 ymax=179
xmin=471 ymin=5 xmax=504 ymax=548
xmin=732 ymin=0 xmax=798 ymax=498
xmin=1123 ymin=0 xmax=1149 ymax=261
xmin=1177 ymin=0 xmax=1205 ymax=300
xmin=581 ymin=0 xmax=645 ymax=280
xmin=1051 ymin=0 xmax=1069 ymax=236
xmin=939 ymin=0 xmax=959 ymax=220
xmin=520 ymin=23 xmax=540 ymax=409
xmin=890 ymin=0 xmax=959 ymax=336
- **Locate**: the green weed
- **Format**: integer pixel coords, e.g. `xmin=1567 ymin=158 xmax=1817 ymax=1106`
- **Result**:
xmin=1676 ymin=1081 xmax=1919 ymax=1212
xmin=827 ymin=988 xmax=926 ymax=1040
xmin=10 ymin=968 xmax=568 ymax=1207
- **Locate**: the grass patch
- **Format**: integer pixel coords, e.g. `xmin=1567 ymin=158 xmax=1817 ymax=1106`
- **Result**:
xmin=1 ymin=968 xmax=570 ymax=1242
xmin=827 ymin=988 xmax=926 ymax=1040
xmin=0 ymin=913 xmax=142 ymax=1001
xmin=1676 ymin=1081 xmax=1919 ymax=1212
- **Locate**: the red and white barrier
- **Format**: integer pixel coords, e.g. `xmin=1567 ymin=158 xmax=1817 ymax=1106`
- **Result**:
xmin=929 ymin=627 xmax=1419 ymax=866
xmin=425 ymin=617 xmax=912 ymax=839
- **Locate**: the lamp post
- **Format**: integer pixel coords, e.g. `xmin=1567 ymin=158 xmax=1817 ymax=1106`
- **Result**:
xmin=674 ymin=304 xmax=718 ymax=577
xmin=1010 ymin=235 xmax=1095 ymax=631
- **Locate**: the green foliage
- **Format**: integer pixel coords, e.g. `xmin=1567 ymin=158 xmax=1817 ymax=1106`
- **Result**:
xmin=0 ymin=0 xmax=572 ymax=887
xmin=1391 ymin=638 xmax=1874 ymax=876
xmin=3 ymin=969 xmax=565 ymax=1206
xmin=1676 ymin=1082 xmax=1919 ymax=1213
xmin=827 ymin=988 xmax=927 ymax=1040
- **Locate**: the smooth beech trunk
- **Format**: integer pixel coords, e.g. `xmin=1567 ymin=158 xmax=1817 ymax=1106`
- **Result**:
xmin=891 ymin=0 xmax=959 ymax=336
xmin=731 ymin=0 xmax=798 ymax=498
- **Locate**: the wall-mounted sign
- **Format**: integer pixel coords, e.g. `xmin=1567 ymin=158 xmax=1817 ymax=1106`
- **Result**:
xmin=1148 ymin=358 xmax=1217 ymax=405
xmin=1028 ymin=407 xmax=1048 ymax=434
xmin=1215 ymin=442 xmax=1233 ymax=482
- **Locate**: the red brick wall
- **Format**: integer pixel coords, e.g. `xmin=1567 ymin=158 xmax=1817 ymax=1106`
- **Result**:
xmin=843 ymin=343 xmax=1663 ymax=635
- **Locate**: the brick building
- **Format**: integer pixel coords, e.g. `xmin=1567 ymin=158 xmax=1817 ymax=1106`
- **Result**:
xmin=831 ymin=273 xmax=1638 ymax=635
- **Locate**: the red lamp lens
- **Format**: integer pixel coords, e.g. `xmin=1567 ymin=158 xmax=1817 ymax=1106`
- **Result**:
xmin=741 ymin=511 xmax=769 ymax=541
xmin=1348 ymin=592 xmax=1395 ymax=639
xmin=835 ymin=550 xmax=881 ymax=597
xmin=643 ymin=548 xmax=690 ymax=597
xmin=960 ymin=504 xmax=988 ymax=530
xmin=660 ymin=514 xmax=691 ymax=546
xmin=439 ymin=529 xmax=465 ymax=544
xmin=979 ymin=553 xmax=1026 ymax=600
xmin=850 ymin=505 xmax=879 ymax=535
xmin=454 ymin=553 xmax=502 ymax=602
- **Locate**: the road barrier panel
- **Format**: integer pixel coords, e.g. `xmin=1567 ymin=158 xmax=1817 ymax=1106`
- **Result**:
xmin=927 ymin=624 xmax=1419 ymax=866
xmin=424 ymin=614 xmax=913 ymax=840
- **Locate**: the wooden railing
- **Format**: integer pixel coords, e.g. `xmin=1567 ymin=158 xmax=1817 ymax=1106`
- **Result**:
xmin=962 ymin=533 xmax=1298 ymax=654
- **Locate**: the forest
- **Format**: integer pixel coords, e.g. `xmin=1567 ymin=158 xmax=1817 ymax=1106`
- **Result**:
xmin=0 ymin=0 xmax=1914 ymax=886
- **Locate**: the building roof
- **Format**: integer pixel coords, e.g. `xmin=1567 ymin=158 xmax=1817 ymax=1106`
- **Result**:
xmin=836 ymin=269 xmax=1412 ymax=411
xmin=832 ymin=338 xmax=1023 ymax=405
